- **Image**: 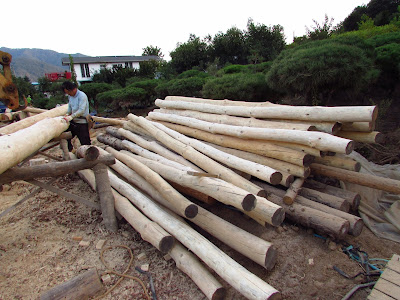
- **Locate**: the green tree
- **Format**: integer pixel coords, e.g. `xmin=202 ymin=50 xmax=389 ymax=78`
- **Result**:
xmin=170 ymin=34 xmax=210 ymax=73
xmin=68 ymin=54 xmax=77 ymax=85
xmin=79 ymin=82 xmax=114 ymax=111
xmin=210 ymin=27 xmax=247 ymax=65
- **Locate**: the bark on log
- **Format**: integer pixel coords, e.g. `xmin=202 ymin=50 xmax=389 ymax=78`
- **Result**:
xmin=0 ymin=117 xmax=69 ymax=174
xmin=156 ymin=98 xmax=378 ymax=123
xmin=314 ymin=155 xmax=361 ymax=172
xmin=252 ymin=181 xmax=350 ymax=238
xmin=149 ymin=122 xmax=282 ymax=185
xmin=97 ymin=133 xmax=126 ymax=150
xmin=105 ymin=126 xmax=126 ymax=140
xmin=148 ymin=111 xmax=354 ymax=154
xmin=0 ymin=154 xmax=115 ymax=185
xmin=117 ymin=127 xmax=202 ymax=171
xmin=93 ymin=163 xmax=118 ymax=232
xmin=205 ymin=142 xmax=311 ymax=178
xmin=283 ymin=178 xmax=305 ymax=205
xmin=155 ymin=108 xmax=314 ymax=131
xmin=107 ymin=157 xmax=277 ymax=270
xmin=254 ymin=180 xmax=363 ymax=236
xmin=336 ymin=131 xmax=385 ymax=144
xmin=299 ymin=188 xmax=351 ymax=212
xmin=0 ymin=104 xmax=68 ymax=135
xmin=127 ymin=114 xmax=266 ymax=196
xmin=311 ymin=163 xmax=400 ymax=194
xmin=304 ymin=179 xmax=361 ymax=210
xmin=40 ymin=269 xmax=104 ymax=300
xmin=109 ymin=148 xmax=257 ymax=212
xmin=154 ymin=121 xmax=316 ymax=167
xmin=77 ymin=145 xmax=100 ymax=161
xmin=101 ymin=147 xmax=198 ymax=219
xmin=169 ymin=243 xmax=226 ymax=300
xmin=108 ymin=172 xmax=281 ymax=299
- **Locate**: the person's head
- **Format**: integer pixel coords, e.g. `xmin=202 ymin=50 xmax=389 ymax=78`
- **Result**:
xmin=61 ymin=81 xmax=78 ymax=96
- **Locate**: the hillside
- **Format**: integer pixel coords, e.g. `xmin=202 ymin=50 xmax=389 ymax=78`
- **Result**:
xmin=0 ymin=47 xmax=87 ymax=82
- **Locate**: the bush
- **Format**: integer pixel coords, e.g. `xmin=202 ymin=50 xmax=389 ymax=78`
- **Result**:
xmin=375 ymin=43 xmax=400 ymax=74
xmin=127 ymin=79 xmax=159 ymax=99
xmin=154 ymin=80 xmax=171 ymax=99
xmin=166 ymin=77 xmax=207 ymax=97
xmin=266 ymin=39 xmax=378 ymax=104
xmin=97 ymin=86 xmax=147 ymax=110
xmin=177 ymin=69 xmax=209 ymax=79
xmin=202 ymin=72 xmax=277 ymax=102
xmin=366 ymin=31 xmax=400 ymax=47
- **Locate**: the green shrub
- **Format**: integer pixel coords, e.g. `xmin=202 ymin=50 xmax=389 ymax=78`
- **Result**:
xmin=202 ymin=73 xmax=277 ymax=102
xmin=97 ymin=86 xmax=147 ymax=110
xmin=375 ymin=43 xmax=400 ymax=73
xmin=177 ymin=69 xmax=209 ymax=79
xmin=154 ymin=80 xmax=171 ymax=99
xmin=366 ymin=31 xmax=400 ymax=47
xmin=166 ymin=77 xmax=207 ymax=97
xmin=128 ymin=79 xmax=159 ymax=99
xmin=266 ymin=39 xmax=378 ymax=104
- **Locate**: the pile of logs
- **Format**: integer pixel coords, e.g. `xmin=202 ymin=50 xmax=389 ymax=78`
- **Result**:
xmin=2 ymin=98 xmax=400 ymax=300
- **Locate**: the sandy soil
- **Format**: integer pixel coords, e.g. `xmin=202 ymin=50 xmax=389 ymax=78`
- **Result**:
xmin=0 ymin=131 xmax=399 ymax=300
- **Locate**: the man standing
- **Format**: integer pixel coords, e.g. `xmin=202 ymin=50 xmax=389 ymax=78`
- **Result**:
xmin=61 ymin=81 xmax=91 ymax=151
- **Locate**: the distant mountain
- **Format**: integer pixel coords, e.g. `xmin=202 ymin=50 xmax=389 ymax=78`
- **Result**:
xmin=0 ymin=47 xmax=88 ymax=82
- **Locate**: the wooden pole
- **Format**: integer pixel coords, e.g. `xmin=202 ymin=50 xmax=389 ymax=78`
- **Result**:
xmin=299 ymin=188 xmax=351 ymax=212
xmin=341 ymin=121 xmax=375 ymax=132
xmin=283 ymin=178 xmax=305 ymax=205
xmin=107 ymin=158 xmax=277 ymax=270
xmin=91 ymin=116 xmax=126 ymax=126
xmin=311 ymin=163 xmax=400 ymax=194
xmin=304 ymin=179 xmax=361 ymax=210
xmin=149 ymin=122 xmax=282 ymax=185
xmin=155 ymin=98 xmax=378 ymax=123
xmin=336 ymin=131 xmax=385 ymax=144
xmin=0 ymin=117 xmax=69 ymax=174
xmin=254 ymin=180 xmax=363 ymax=236
xmin=93 ymin=163 xmax=118 ymax=232
xmin=127 ymin=114 xmax=266 ymax=197
xmin=0 ymin=104 xmax=68 ymax=135
xmin=154 ymin=120 xmax=316 ymax=167
xmin=77 ymin=145 xmax=100 ymax=161
xmin=108 ymin=172 xmax=281 ymax=300
xmin=314 ymin=155 xmax=361 ymax=172
xmin=148 ymin=111 xmax=354 ymax=154
xmin=0 ymin=154 xmax=115 ymax=185
xmin=40 ymin=269 xmax=104 ymax=300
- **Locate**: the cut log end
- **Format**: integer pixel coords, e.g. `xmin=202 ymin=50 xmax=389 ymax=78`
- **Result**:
xmin=340 ymin=200 xmax=351 ymax=213
xmin=339 ymin=221 xmax=350 ymax=238
xmin=270 ymin=172 xmax=283 ymax=185
xmin=332 ymin=122 xmax=342 ymax=135
xmin=159 ymin=236 xmax=175 ymax=254
xmin=211 ymin=287 xmax=227 ymax=300
xmin=184 ymin=204 xmax=199 ymax=219
xmin=257 ymin=190 xmax=268 ymax=198
xmin=271 ymin=207 xmax=285 ymax=227
xmin=264 ymin=246 xmax=277 ymax=271
xmin=375 ymin=132 xmax=385 ymax=144
xmin=350 ymin=219 xmax=364 ymax=237
xmin=269 ymin=291 xmax=283 ymax=300
xmin=242 ymin=194 xmax=257 ymax=211
xmin=283 ymin=195 xmax=294 ymax=205
xmin=84 ymin=146 xmax=100 ymax=161
xmin=345 ymin=141 xmax=354 ymax=155
xmin=352 ymin=194 xmax=361 ymax=210
xmin=354 ymin=162 xmax=361 ymax=172
xmin=303 ymin=154 xmax=315 ymax=167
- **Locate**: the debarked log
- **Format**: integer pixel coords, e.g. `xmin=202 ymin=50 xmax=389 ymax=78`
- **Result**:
xmin=0 ymin=117 xmax=69 ymax=174
xmin=311 ymin=163 xmax=400 ymax=194
xmin=314 ymin=154 xmax=361 ymax=172
xmin=127 ymin=114 xmax=266 ymax=196
xmin=108 ymin=173 xmax=281 ymax=300
xmin=148 ymin=111 xmax=354 ymax=154
xmin=299 ymin=187 xmax=351 ymax=212
xmin=336 ymin=131 xmax=385 ymax=144
xmin=283 ymin=178 xmax=305 ymax=205
xmin=0 ymin=154 xmax=116 ymax=185
xmin=252 ymin=180 xmax=350 ymax=238
xmin=155 ymin=98 xmax=377 ymax=123
xmin=154 ymin=120 xmax=315 ymax=167
xmin=254 ymin=180 xmax=363 ymax=236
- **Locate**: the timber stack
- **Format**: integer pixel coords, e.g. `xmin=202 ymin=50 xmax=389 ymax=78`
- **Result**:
xmin=2 ymin=97 xmax=400 ymax=300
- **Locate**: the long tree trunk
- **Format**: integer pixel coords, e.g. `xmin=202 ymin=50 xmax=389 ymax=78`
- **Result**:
xmin=0 ymin=117 xmax=69 ymax=174
xmin=155 ymin=98 xmax=378 ymax=123
xmin=108 ymin=172 xmax=281 ymax=300
xmin=148 ymin=111 xmax=354 ymax=154
xmin=0 ymin=104 xmax=68 ymax=135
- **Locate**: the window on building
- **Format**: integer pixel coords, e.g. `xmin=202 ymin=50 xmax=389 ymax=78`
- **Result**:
xmin=80 ymin=63 xmax=90 ymax=78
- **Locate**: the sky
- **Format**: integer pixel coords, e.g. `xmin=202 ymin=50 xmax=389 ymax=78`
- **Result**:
xmin=3 ymin=0 xmax=367 ymax=60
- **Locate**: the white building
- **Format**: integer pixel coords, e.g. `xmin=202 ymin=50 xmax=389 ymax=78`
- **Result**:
xmin=61 ymin=55 xmax=159 ymax=84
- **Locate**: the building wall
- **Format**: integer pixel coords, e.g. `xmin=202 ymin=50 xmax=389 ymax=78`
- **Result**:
xmin=73 ymin=61 xmax=141 ymax=83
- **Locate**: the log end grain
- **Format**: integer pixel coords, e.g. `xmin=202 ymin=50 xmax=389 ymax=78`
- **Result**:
xmin=374 ymin=132 xmax=385 ymax=144
xmin=282 ymin=174 xmax=295 ymax=187
xmin=257 ymin=189 xmax=269 ymax=198
xmin=283 ymin=195 xmax=294 ymax=205
xmin=271 ymin=207 xmax=285 ymax=227
xmin=184 ymin=204 xmax=199 ymax=219
xmin=159 ymin=235 xmax=175 ymax=254
xmin=354 ymin=162 xmax=361 ymax=172
xmin=349 ymin=218 xmax=364 ymax=237
xmin=352 ymin=194 xmax=361 ymax=210
xmin=269 ymin=291 xmax=283 ymax=300
xmin=211 ymin=287 xmax=227 ymax=300
xmin=243 ymin=194 xmax=257 ymax=211
xmin=332 ymin=122 xmax=342 ymax=135
xmin=270 ymin=172 xmax=283 ymax=186
xmin=340 ymin=200 xmax=351 ymax=213
xmin=303 ymin=154 xmax=315 ymax=167
xmin=264 ymin=245 xmax=277 ymax=271
xmin=345 ymin=141 xmax=355 ymax=155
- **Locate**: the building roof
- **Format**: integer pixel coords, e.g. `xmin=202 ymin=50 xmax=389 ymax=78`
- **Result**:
xmin=61 ymin=55 xmax=160 ymax=65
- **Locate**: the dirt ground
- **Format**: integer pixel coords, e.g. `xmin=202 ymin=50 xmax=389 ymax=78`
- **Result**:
xmin=0 ymin=128 xmax=399 ymax=300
